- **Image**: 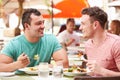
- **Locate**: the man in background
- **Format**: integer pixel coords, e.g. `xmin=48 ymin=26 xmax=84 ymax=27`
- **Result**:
xmin=57 ymin=18 xmax=80 ymax=47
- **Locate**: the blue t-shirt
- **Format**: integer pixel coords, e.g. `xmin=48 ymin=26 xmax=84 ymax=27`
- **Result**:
xmin=1 ymin=34 xmax=62 ymax=67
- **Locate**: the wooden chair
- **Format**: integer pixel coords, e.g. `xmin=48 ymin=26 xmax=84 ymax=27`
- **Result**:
xmin=74 ymin=76 xmax=120 ymax=80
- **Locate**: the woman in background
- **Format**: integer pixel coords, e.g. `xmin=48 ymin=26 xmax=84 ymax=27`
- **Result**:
xmin=109 ymin=20 xmax=120 ymax=36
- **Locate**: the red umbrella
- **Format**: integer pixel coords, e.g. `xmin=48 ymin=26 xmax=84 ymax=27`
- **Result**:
xmin=43 ymin=0 xmax=89 ymax=18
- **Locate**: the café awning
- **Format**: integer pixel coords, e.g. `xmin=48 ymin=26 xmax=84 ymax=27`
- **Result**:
xmin=44 ymin=0 xmax=89 ymax=18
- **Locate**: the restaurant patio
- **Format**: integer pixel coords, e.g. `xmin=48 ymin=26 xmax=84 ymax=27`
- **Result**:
xmin=0 ymin=0 xmax=120 ymax=80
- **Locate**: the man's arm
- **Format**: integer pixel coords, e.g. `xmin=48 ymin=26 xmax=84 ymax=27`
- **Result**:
xmin=87 ymin=60 xmax=120 ymax=76
xmin=0 ymin=54 xmax=30 ymax=72
xmin=0 ymin=54 xmax=19 ymax=72
xmin=65 ymin=38 xmax=75 ymax=46
xmin=52 ymin=48 xmax=69 ymax=68
xmin=100 ymin=65 xmax=120 ymax=76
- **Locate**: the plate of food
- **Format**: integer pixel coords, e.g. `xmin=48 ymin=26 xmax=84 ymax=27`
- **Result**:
xmin=19 ymin=67 xmax=38 ymax=74
xmin=63 ymin=65 xmax=88 ymax=77
xmin=0 ymin=72 xmax=15 ymax=77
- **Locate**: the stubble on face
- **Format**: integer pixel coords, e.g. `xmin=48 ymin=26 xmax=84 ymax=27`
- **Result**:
xmin=30 ymin=14 xmax=45 ymax=38
xmin=80 ymin=15 xmax=94 ymax=39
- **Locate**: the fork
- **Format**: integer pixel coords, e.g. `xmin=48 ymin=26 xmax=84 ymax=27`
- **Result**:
xmin=81 ymin=54 xmax=87 ymax=68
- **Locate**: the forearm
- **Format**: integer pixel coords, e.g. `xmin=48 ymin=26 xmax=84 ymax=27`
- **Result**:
xmin=99 ymin=68 xmax=120 ymax=76
xmin=55 ymin=59 xmax=69 ymax=68
xmin=65 ymin=41 xmax=73 ymax=46
xmin=0 ymin=61 xmax=20 ymax=72
xmin=60 ymin=53 xmax=69 ymax=68
xmin=63 ymin=59 xmax=69 ymax=68
xmin=53 ymin=48 xmax=69 ymax=68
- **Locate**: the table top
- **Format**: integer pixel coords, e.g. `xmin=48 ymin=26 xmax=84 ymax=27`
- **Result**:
xmin=0 ymin=74 xmax=73 ymax=80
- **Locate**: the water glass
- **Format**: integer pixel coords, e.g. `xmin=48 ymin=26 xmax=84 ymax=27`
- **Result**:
xmin=38 ymin=62 xmax=49 ymax=78
xmin=52 ymin=61 xmax=63 ymax=78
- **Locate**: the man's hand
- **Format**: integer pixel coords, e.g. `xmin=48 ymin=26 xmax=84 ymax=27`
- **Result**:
xmin=17 ymin=53 xmax=30 ymax=69
xmin=86 ymin=60 xmax=103 ymax=76
xmin=66 ymin=38 xmax=75 ymax=46
xmin=69 ymin=38 xmax=75 ymax=43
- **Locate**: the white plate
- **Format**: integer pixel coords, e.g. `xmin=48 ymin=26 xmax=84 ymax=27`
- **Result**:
xmin=0 ymin=72 xmax=15 ymax=77
xmin=67 ymin=46 xmax=85 ymax=52
xmin=67 ymin=46 xmax=80 ymax=51
xmin=63 ymin=68 xmax=88 ymax=77
xmin=19 ymin=67 xmax=52 ymax=74
xmin=68 ymin=55 xmax=79 ymax=58
xmin=19 ymin=67 xmax=38 ymax=74
xmin=67 ymin=46 xmax=85 ymax=54
xmin=64 ymin=72 xmax=87 ymax=76
xmin=68 ymin=57 xmax=81 ymax=61
xmin=68 ymin=55 xmax=83 ymax=61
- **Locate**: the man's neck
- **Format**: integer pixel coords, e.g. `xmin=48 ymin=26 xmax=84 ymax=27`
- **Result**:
xmin=67 ymin=30 xmax=73 ymax=34
xmin=91 ymin=30 xmax=107 ymax=46
xmin=24 ymin=33 xmax=40 ymax=43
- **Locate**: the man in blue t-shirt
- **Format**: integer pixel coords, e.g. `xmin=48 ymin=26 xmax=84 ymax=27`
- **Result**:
xmin=0 ymin=9 xmax=69 ymax=72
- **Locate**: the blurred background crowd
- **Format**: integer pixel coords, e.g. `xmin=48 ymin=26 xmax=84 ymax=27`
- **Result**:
xmin=0 ymin=0 xmax=120 ymax=50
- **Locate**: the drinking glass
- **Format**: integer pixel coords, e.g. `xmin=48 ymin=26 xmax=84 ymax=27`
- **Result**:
xmin=52 ymin=61 xmax=63 ymax=78
xmin=38 ymin=62 xmax=49 ymax=78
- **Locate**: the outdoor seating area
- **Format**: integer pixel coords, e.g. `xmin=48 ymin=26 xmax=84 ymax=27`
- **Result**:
xmin=0 ymin=0 xmax=120 ymax=80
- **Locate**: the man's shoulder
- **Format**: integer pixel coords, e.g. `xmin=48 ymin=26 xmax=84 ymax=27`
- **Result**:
xmin=43 ymin=34 xmax=55 ymax=38
xmin=9 ymin=35 xmax=24 ymax=43
xmin=42 ymin=34 xmax=57 ymax=40
xmin=107 ymin=33 xmax=120 ymax=41
xmin=58 ymin=30 xmax=67 ymax=35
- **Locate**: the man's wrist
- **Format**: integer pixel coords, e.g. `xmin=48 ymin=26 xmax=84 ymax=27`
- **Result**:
xmin=13 ymin=61 xmax=22 ymax=70
xmin=99 ymin=67 xmax=112 ymax=76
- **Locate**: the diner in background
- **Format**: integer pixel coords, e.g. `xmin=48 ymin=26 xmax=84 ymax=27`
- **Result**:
xmin=57 ymin=18 xmax=80 ymax=47
xmin=80 ymin=7 xmax=120 ymax=76
xmin=0 ymin=8 xmax=69 ymax=72
xmin=108 ymin=20 xmax=120 ymax=36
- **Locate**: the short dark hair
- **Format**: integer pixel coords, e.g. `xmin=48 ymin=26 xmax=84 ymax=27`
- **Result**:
xmin=66 ymin=18 xmax=75 ymax=24
xmin=22 ymin=8 xmax=41 ymax=29
xmin=81 ymin=7 xmax=108 ymax=29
